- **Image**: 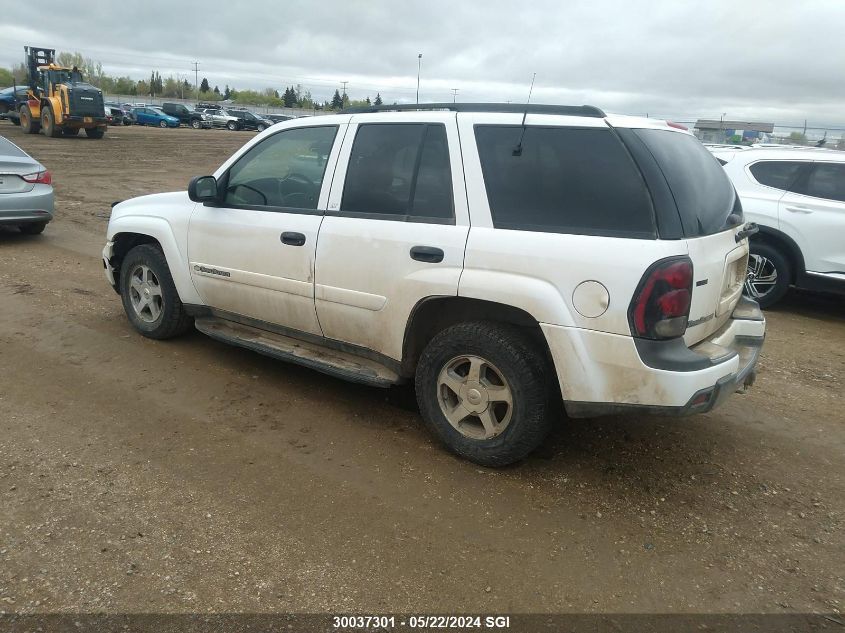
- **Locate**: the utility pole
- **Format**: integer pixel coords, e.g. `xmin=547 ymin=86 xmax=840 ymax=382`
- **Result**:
xmin=341 ymin=80 xmax=348 ymax=99
xmin=416 ymin=53 xmax=422 ymax=104
xmin=451 ymin=88 xmax=459 ymax=103
xmin=192 ymin=61 xmax=200 ymax=103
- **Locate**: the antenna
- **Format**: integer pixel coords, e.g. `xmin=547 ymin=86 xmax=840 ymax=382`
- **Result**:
xmin=513 ymin=72 xmax=536 ymax=156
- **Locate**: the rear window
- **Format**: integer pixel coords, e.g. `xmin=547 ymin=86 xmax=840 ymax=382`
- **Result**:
xmin=474 ymin=126 xmax=655 ymax=238
xmin=633 ymin=129 xmax=737 ymax=237
xmin=803 ymin=162 xmax=845 ymax=203
xmin=0 ymin=136 xmax=28 ymax=158
xmin=749 ymin=161 xmax=805 ymax=191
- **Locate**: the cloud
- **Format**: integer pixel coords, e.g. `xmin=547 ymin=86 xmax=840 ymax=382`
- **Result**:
xmin=1 ymin=0 xmax=843 ymax=124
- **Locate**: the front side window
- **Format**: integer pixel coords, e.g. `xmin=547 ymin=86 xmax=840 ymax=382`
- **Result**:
xmin=803 ymin=162 xmax=845 ymax=203
xmin=475 ymin=125 xmax=655 ymax=237
xmin=223 ymin=125 xmax=338 ymax=210
xmin=341 ymin=123 xmax=454 ymax=221
xmin=749 ymin=160 xmax=806 ymax=192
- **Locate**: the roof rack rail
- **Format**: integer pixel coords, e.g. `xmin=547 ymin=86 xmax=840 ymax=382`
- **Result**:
xmin=340 ymin=103 xmax=606 ymax=117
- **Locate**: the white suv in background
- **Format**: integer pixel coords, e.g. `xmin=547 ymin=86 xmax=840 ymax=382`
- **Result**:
xmin=709 ymin=146 xmax=845 ymax=307
xmin=102 ymin=104 xmax=765 ymax=466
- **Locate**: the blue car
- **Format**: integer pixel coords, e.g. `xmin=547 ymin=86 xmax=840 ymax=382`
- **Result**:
xmin=132 ymin=106 xmax=180 ymax=128
xmin=0 ymin=86 xmax=29 ymax=115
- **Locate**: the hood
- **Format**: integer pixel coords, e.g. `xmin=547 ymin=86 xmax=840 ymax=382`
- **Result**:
xmin=111 ymin=191 xmax=191 ymax=220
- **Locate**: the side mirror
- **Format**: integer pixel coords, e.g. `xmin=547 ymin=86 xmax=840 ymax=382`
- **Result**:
xmin=188 ymin=175 xmax=219 ymax=202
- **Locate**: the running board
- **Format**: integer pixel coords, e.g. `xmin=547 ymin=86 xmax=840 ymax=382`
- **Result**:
xmin=194 ymin=317 xmax=400 ymax=388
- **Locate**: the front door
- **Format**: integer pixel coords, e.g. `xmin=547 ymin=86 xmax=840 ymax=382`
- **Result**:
xmin=778 ymin=161 xmax=845 ymax=273
xmin=188 ymin=123 xmax=344 ymax=336
xmin=315 ymin=114 xmax=470 ymax=361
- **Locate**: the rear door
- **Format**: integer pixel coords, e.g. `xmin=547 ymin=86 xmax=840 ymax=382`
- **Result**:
xmin=630 ymin=128 xmax=747 ymax=344
xmin=315 ymin=113 xmax=469 ymax=361
xmin=778 ymin=161 xmax=845 ymax=273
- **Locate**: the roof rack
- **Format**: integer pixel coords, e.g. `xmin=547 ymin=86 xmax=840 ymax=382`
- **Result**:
xmin=340 ymin=103 xmax=606 ymax=117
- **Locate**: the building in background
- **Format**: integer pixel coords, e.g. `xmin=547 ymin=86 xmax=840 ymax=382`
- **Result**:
xmin=694 ymin=119 xmax=775 ymax=144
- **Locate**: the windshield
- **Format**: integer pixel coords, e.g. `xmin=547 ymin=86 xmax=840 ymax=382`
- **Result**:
xmin=150 ymin=107 xmax=166 ymax=116
xmin=633 ymin=129 xmax=738 ymax=237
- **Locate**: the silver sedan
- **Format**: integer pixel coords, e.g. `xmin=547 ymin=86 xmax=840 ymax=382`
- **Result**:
xmin=0 ymin=135 xmax=54 ymax=234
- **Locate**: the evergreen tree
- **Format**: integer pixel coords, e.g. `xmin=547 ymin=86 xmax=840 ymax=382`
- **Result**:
xmin=366 ymin=96 xmax=371 ymax=106
xmin=214 ymin=85 xmax=220 ymax=95
xmin=283 ymin=87 xmax=297 ymax=108
xmin=374 ymin=92 xmax=383 ymax=106
xmin=200 ymin=77 xmax=210 ymax=93
xmin=330 ymin=89 xmax=343 ymax=109
xmin=223 ymin=85 xmax=230 ymax=100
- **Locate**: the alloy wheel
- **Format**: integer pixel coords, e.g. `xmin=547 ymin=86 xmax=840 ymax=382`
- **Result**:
xmin=437 ymin=355 xmax=514 ymax=440
xmin=745 ymin=254 xmax=778 ymax=300
xmin=128 ymin=264 xmax=164 ymax=323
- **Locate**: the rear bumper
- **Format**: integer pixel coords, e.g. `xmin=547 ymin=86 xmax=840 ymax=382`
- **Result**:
xmin=543 ymin=297 xmax=766 ymax=417
xmin=0 ymin=186 xmax=55 ymax=225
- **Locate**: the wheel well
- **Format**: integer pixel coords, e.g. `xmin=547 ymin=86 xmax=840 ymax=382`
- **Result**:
xmin=110 ymin=233 xmax=162 ymax=282
xmin=401 ymin=297 xmax=552 ymax=377
xmin=752 ymin=227 xmax=804 ymax=283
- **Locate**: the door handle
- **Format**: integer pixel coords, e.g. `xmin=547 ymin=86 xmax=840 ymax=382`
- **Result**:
xmin=410 ymin=245 xmax=444 ymax=263
xmin=785 ymin=205 xmax=813 ymax=214
xmin=281 ymin=231 xmax=306 ymax=246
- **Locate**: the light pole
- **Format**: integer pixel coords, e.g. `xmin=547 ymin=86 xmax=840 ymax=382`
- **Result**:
xmin=720 ymin=112 xmax=726 ymax=140
xmin=451 ymin=88 xmax=459 ymax=103
xmin=416 ymin=53 xmax=422 ymax=104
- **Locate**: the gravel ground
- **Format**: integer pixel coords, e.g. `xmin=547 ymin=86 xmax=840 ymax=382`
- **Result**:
xmin=0 ymin=123 xmax=842 ymax=618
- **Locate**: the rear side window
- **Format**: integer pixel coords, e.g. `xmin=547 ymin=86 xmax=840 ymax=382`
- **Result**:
xmin=749 ymin=161 xmax=805 ymax=191
xmin=341 ymin=123 xmax=454 ymax=221
xmin=474 ymin=126 xmax=655 ymax=238
xmin=634 ymin=129 xmax=737 ymax=237
xmin=803 ymin=162 xmax=845 ymax=203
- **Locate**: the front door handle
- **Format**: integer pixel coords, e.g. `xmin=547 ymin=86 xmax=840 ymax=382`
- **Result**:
xmin=410 ymin=245 xmax=444 ymax=263
xmin=785 ymin=205 xmax=813 ymax=214
xmin=281 ymin=231 xmax=306 ymax=246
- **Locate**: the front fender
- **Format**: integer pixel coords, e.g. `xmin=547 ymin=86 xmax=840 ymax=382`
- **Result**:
xmin=107 ymin=215 xmax=202 ymax=305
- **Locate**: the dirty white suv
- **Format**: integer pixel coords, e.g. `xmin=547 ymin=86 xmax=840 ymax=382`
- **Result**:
xmin=103 ymin=103 xmax=766 ymax=466
xmin=709 ymin=145 xmax=845 ymax=307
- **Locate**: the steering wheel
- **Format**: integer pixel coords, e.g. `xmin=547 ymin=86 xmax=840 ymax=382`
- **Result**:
xmin=281 ymin=172 xmax=314 ymax=190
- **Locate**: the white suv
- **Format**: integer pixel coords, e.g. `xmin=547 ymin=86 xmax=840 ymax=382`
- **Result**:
xmin=709 ymin=145 xmax=845 ymax=307
xmin=102 ymin=104 xmax=766 ymax=466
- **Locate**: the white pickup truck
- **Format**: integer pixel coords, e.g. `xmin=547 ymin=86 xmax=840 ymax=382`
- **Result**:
xmin=103 ymin=103 xmax=765 ymax=466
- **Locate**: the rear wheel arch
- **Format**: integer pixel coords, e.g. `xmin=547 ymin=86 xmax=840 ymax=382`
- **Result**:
xmin=401 ymin=296 xmax=554 ymax=379
xmin=752 ymin=226 xmax=804 ymax=282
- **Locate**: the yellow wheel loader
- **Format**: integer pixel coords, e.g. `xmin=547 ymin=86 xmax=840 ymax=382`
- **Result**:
xmin=18 ymin=46 xmax=108 ymax=139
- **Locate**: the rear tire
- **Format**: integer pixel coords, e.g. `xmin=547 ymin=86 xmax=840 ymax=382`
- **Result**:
xmin=415 ymin=321 xmax=555 ymax=467
xmin=744 ymin=241 xmax=791 ymax=308
xmin=159 ymin=119 xmax=167 ymax=128
xmin=20 ymin=105 xmax=40 ymax=134
xmin=85 ymin=127 xmax=105 ymax=139
xmin=19 ymin=222 xmax=47 ymax=235
xmin=119 ymin=244 xmax=193 ymax=340
xmin=41 ymin=107 xmax=62 ymax=137
xmin=62 ymin=127 xmax=80 ymax=136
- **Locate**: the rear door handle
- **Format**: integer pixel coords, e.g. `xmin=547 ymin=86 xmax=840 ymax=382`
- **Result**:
xmin=281 ymin=231 xmax=306 ymax=246
xmin=410 ymin=245 xmax=444 ymax=263
xmin=785 ymin=205 xmax=813 ymax=214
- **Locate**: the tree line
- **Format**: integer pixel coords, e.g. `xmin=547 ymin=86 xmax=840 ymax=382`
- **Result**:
xmin=0 ymin=51 xmax=385 ymax=111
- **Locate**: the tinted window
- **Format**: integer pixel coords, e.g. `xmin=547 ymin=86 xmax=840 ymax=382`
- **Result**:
xmin=634 ymin=129 xmax=736 ymax=237
xmin=341 ymin=123 xmax=453 ymax=220
xmin=804 ymin=162 xmax=845 ymax=203
xmin=749 ymin=161 xmax=805 ymax=191
xmin=474 ymin=126 xmax=654 ymax=237
xmin=223 ymin=126 xmax=338 ymax=210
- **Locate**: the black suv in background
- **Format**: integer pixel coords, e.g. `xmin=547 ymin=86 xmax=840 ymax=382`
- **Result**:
xmin=161 ymin=103 xmax=212 ymax=129
xmin=227 ymin=109 xmax=274 ymax=132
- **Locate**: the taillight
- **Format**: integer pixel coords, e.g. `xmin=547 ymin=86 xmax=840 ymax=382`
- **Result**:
xmin=629 ymin=257 xmax=693 ymax=340
xmin=21 ymin=170 xmax=52 ymax=185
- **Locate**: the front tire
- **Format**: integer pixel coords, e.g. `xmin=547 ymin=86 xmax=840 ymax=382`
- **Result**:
xmin=191 ymin=119 xmax=201 ymax=129
xmin=744 ymin=241 xmax=791 ymax=308
xmin=257 ymin=124 xmax=266 ymax=132
xmin=415 ymin=321 xmax=554 ymax=467
xmin=119 ymin=244 xmax=193 ymax=339
xmin=85 ymin=127 xmax=105 ymax=139
xmin=20 ymin=105 xmax=40 ymax=134
xmin=63 ymin=127 xmax=80 ymax=136
xmin=227 ymin=121 xmax=237 ymax=131
xmin=159 ymin=119 xmax=168 ymax=128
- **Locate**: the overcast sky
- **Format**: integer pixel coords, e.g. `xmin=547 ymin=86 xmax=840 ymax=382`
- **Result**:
xmin=2 ymin=0 xmax=844 ymax=125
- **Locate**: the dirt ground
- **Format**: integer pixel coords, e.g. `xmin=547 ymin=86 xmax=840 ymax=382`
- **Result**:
xmin=0 ymin=123 xmax=842 ymax=617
